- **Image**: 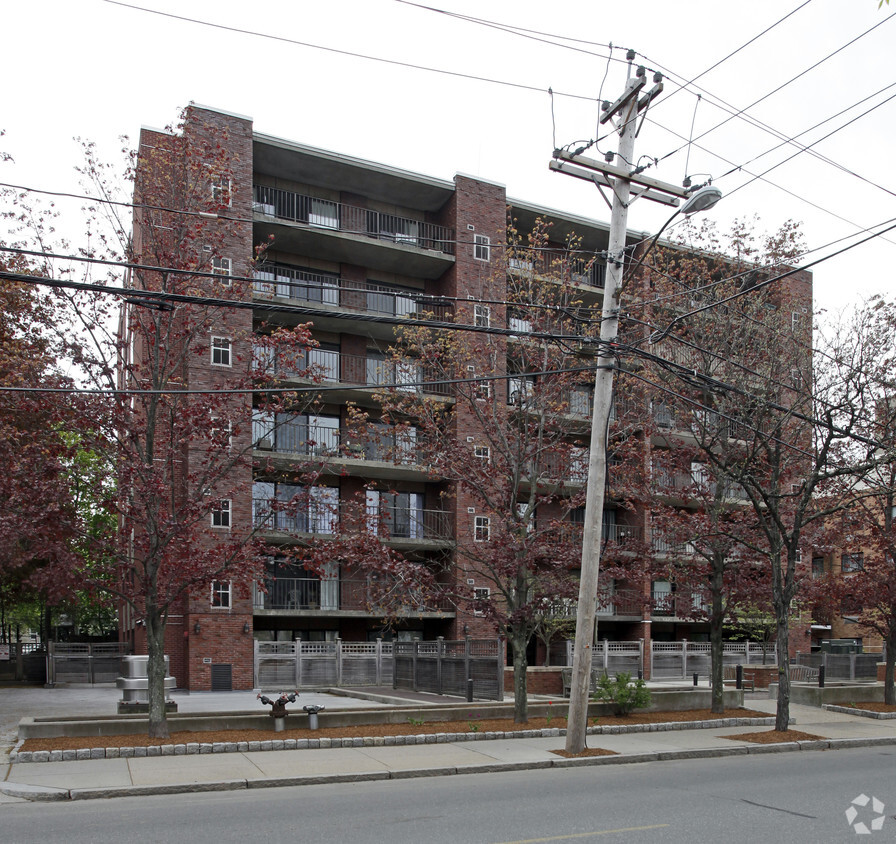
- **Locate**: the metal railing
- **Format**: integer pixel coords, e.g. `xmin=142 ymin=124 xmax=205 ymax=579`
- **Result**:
xmin=795 ymin=651 xmax=880 ymax=683
xmin=46 ymin=642 xmax=131 ymax=686
xmin=255 ymin=344 xmax=453 ymax=397
xmin=253 ymin=185 xmax=455 ymax=255
xmin=253 ymin=577 xmax=453 ymax=613
xmin=255 ymin=639 xmax=394 ymax=688
xmin=253 ymin=268 xmax=455 ymax=321
xmin=252 ymin=498 xmax=454 ymax=541
xmin=596 ymin=589 xmax=643 ymax=617
xmin=254 ymin=420 xmax=420 ymax=467
xmin=393 ymin=638 xmax=504 ymax=701
xmin=566 ymin=639 xmax=644 ymax=675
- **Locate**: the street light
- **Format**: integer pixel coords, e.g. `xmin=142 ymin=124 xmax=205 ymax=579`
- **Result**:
xmin=680 ymin=185 xmax=722 ymax=216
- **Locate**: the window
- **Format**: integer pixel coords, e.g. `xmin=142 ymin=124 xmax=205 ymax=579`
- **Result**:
xmin=474 ymin=445 xmax=490 ymax=462
xmin=570 ymin=387 xmax=592 ymax=416
xmin=209 ymin=418 xmax=233 ymax=451
xmin=212 ymin=256 xmax=233 ymax=285
xmin=210 ymin=174 xmax=232 ymax=207
xmin=474 ymin=234 xmax=490 ymax=262
xmin=474 ymin=516 xmax=491 ymax=542
xmin=211 ymin=581 xmax=231 ymax=608
xmin=508 ymin=375 xmax=533 ymax=406
xmin=841 ymin=553 xmax=864 ymax=573
xmin=473 ymin=380 xmax=491 ymax=401
xmin=474 ymin=304 xmax=491 ymax=327
xmin=473 ymin=586 xmax=490 ymax=615
xmin=211 ymin=336 xmax=232 ymax=367
xmin=811 ymin=556 xmax=825 ymax=579
xmin=211 ymin=500 xmax=232 ymax=529
xmin=791 ymin=367 xmax=803 ymax=390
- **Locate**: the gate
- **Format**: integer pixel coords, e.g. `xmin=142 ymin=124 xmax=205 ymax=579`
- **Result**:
xmin=46 ymin=642 xmax=131 ymax=685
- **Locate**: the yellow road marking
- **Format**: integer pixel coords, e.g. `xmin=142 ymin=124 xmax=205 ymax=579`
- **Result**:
xmin=493 ymin=823 xmax=670 ymax=843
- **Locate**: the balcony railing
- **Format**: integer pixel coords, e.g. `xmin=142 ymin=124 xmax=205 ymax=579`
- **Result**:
xmin=508 ymin=250 xmax=606 ymax=289
xmin=596 ymin=589 xmax=643 ymax=616
xmin=653 ymin=468 xmax=749 ymax=501
xmin=254 ymin=421 xmax=420 ymax=467
xmin=254 ymin=576 xmax=453 ymax=613
xmin=254 ymin=345 xmax=453 ymax=397
xmin=651 ymin=591 xmax=707 ymax=617
xmin=253 ymin=267 xmax=454 ymax=321
xmin=252 ymin=499 xmax=454 ymax=542
xmin=253 ymin=185 xmax=455 ymax=256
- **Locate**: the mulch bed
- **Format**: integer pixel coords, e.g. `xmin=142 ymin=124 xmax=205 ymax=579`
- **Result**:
xmin=20 ymin=708 xmax=771 ymax=753
xmin=724 ymin=729 xmax=825 ymax=744
xmin=842 ymin=702 xmax=896 ymax=713
xmin=551 ymin=748 xmax=619 ymax=759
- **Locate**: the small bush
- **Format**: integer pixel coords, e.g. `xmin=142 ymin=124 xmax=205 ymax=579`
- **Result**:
xmin=594 ymin=671 xmax=651 ymax=716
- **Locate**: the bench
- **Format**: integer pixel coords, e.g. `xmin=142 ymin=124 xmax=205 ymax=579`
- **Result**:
xmin=788 ymin=663 xmax=820 ymax=683
xmin=561 ymin=667 xmax=602 ymax=698
xmin=722 ymin=665 xmax=755 ymax=692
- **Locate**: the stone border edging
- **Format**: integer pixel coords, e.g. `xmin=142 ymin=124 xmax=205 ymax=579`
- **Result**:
xmin=823 ymin=704 xmax=896 ymax=719
xmin=5 ymin=733 xmax=896 ymax=804
xmin=9 ymin=716 xmax=774 ymax=764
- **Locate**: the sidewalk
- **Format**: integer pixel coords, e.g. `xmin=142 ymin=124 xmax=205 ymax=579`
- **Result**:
xmin=4 ymin=695 xmax=896 ymax=804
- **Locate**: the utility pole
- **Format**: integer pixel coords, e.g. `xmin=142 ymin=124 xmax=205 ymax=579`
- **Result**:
xmin=551 ymin=56 xmax=694 ymax=754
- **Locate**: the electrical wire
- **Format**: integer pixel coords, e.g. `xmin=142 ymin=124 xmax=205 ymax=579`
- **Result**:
xmin=101 ymin=0 xmax=599 ymax=103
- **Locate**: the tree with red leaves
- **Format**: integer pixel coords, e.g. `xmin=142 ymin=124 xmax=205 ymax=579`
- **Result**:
xmin=376 ymin=220 xmax=622 ymax=723
xmin=5 ymin=109 xmax=321 ymax=737
xmin=636 ymin=218 xmax=880 ymax=731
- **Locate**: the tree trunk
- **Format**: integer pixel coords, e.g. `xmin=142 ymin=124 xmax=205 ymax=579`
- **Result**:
xmin=774 ymin=612 xmax=790 ymax=732
xmin=145 ymin=605 xmax=170 ymax=739
xmin=510 ymin=630 xmax=529 ymax=724
xmin=885 ymin=630 xmax=896 ymax=706
xmin=710 ymin=553 xmax=725 ymax=714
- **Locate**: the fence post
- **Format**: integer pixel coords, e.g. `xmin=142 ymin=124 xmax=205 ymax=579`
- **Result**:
xmin=497 ymin=637 xmax=505 ymax=702
xmin=850 ymin=652 xmax=857 ymax=682
xmin=253 ymin=639 xmax=258 ymax=689
xmin=602 ymin=639 xmax=609 ymax=673
xmin=682 ymin=640 xmax=688 ymax=680
xmin=375 ymin=638 xmax=382 ymax=687
xmin=295 ymin=638 xmax=303 ymax=689
xmin=566 ymin=638 xmax=573 ymax=668
xmin=336 ymin=638 xmax=343 ymax=687
xmin=437 ymin=636 xmax=444 ymax=696
xmin=393 ymin=640 xmax=399 ymax=690
xmin=412 ymin=641 xmax=419 ymax=692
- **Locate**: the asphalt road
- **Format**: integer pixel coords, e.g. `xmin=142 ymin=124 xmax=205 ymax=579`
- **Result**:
xmin=3 ymin=746 xmax=894 ymax=843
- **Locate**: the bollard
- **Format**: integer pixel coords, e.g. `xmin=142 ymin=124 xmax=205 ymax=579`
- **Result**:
xmin=736 ymin=664 xmax=743 ymax=690
xmin=637 ymin=670 xmax=643 ymax=681
xmin=466 ymin=677 xmax=474 ymax=703
xmin=693 ymin=672 xmax=699 ymax=687
xmin=819 ymin=664 xmax=825 ymax=688
xmin=304 ymin=704 xmax=325 ymax=730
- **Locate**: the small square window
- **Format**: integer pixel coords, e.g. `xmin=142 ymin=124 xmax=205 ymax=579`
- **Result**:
xmin=212 ymin=256 xmax=233 ymax=285
xmin=474 ymin=445 xmax=490 ymax=462
xmin=474 ymin=515 xmax=490 ymax=542
xmin=211 ymin=580 xmax=232 ymax=608
xmin=210 ymin=418 xmax=233 ymax=451
xmin=474 ymin=304 xmax=490 ymax=328
xmin=474 ymin=234 xmax=490 ymax=262
xmin=211 ymin=500 xmax=232 ymax=529
xmin=474 ymin=381 xmax=491 ymax=401
xmin=211 ymin=337 xmax=232 ymax=367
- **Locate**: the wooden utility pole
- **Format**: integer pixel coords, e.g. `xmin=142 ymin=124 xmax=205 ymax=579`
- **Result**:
xmin=551 ymin=56 xmax=693 ymax=754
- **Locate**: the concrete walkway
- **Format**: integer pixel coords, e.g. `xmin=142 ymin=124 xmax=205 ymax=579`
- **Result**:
xmin=3 ymin=690 xmax=896 ymax=804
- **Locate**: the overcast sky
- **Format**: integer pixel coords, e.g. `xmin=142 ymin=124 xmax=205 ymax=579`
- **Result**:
xmin=3 ymin=0 xmax=895 ymax=320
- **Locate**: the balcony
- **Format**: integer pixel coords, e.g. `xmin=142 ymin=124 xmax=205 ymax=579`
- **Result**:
xmin=252 ymin=497 xmax=454 ymax=545
xmin=651 ymin=591 xmax=707 ymax=618
xmin=252 ymin=185 xmax=455 ymax=278
xmin=253 ymin=576 xmax=454 ymax=615
xmin=254 ymin=344 xmax=453 ymax=399
xmin=253 ymin=267 xmax=453 ymax=322
xmin=253 ymin=420 xmax=427 ymax=481
xmin=508 ymin=250 xmax=606 ymax=290
xmin=596 ymin=589 xmax=643 ymax=617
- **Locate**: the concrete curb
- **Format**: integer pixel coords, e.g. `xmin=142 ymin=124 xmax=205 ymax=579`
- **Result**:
xmin=9 ymin=736 xmax=896 ymax=803
xmin=824 ymin=704 xmax=896 ymax=719
xmin=9 ymin=716 xmax=775 ymax=764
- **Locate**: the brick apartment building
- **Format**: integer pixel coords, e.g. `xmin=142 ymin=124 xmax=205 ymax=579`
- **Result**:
xmin=123 ymin=104 xmax=812 ymax=690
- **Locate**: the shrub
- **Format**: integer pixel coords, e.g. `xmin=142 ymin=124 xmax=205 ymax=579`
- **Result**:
xmin=594 ymin=671 xmax=651 ymax=716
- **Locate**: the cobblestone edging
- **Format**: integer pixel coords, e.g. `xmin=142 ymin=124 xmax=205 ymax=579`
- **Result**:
xmin=9 ymin=717 xmax=775 ymax=764
xmin=824 ymin=704 xmax=896 ymax=720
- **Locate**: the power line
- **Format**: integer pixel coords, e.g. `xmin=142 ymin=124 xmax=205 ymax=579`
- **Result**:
xmin=101 ymin=0 xmax=598 ymax=103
